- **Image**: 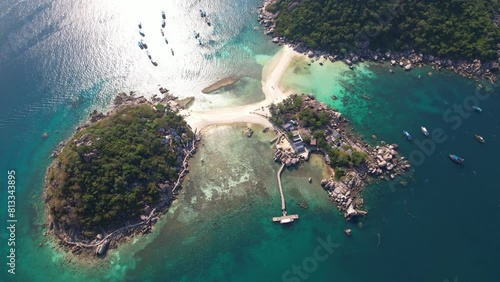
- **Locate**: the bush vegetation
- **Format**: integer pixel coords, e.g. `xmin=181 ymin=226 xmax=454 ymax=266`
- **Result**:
xmin=269 ymin=0 xmax=500 ymax=60
xmin=46 ymin=104 xmax=192 ymax=238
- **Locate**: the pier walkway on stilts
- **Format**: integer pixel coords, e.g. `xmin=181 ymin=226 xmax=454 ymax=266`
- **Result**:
xmin=272 ymin=163 xmax=299 ymax=224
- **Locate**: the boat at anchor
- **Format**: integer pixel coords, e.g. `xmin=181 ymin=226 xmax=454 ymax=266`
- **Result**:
xmin=403 ymin=131 xmax=412 ymax=140
xmin=421 ymin=126 xmax=429 ymax=136
xmin=449 ymin=154 xmax=464 ymax=164
xmin=472 ymin=105 xmax=482 ymax=112
xmin=475 ymin=134 xmax=485 ymax=144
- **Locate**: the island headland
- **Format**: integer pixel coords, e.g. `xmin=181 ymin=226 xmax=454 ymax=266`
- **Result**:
xmin=268 ymin=93 xmax=410 ymax=220
xmin=258 ymin=0 xmax=500 ymax=82
xmin=44 ymin=91 xmax=199 ymax=257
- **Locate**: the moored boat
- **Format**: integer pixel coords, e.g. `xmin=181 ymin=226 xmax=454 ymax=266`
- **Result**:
xmin=475 ymin=134 xmax=485 ymax=144
xmin=161 ymin=11 xmax=166 ymax=19
xmin=171 ymin=48 xmax=174 ymax=56
xmin=164 ymin=37 xmax=169 ymax=44
xmin=403 ymin=130 xmax=412 ymax=140
xmin=161 ymin=29 xmax=164 ymax=36
xmin=139 ymin=30 xmax=145 ymax=37
xmin=138 ymin=22 xmax=142 ymax=29
xmin=146 ymin=50 xmax=151 ymax=59
xmin=421 ymin=126 xmax=429 ymax=136
xmin=263 ymin=127 xmax=269 ymax=133
xmin=138 ymin=41 xmax=144 ymax=49
xmin=472 ymin=105 xmax=482 ymax=112
xmin=161 ymin=19 xmax=166 ymax=28
xmin=449 ymin=154 xmax=464 ymax=164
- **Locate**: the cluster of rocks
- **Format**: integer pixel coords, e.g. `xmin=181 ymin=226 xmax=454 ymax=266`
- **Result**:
xmin=257 ymin=2 xmax=499 ymax=82
xmin=367 ymin=142 xmax=411 ymax=179
xmin=73 ymin=133 xmax=91 ymax=147
xmin=89 ymin=110 xmax=105 ymax=123
xmin=320 ymin=172 xmax=368 ymax=220
xmin=113 ymin=91 xmax=148 ymax=107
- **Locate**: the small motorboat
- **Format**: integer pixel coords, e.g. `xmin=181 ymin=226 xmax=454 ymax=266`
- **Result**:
xmin=138 ymin=41 xmax=144 ymax=49
xmin=152 ymin=61 xmax=158 ymax=66
xmin=161 ymin=29 xmax=164 ymax=36
xmin=161 ymin=11 xmax=166 ymax=19
xmin=421 ymin=126 xmax=429 ymax=136
xmin=475 ymin=134 xmax=485 ymax=144
xmin=403 ymin=130 xmax=412 ymax=140
xmin=171 ymin=48 xmax=174 ymax=56
xmin=164 ymin=37 xmax=169 ymax=44
xmin=472 ymin=105 xmax=482 ymax=112
xmin=449 ymin=154 xmax=464 ymax=164
xmin=146 ymin=50 xmax=151 ymax=59
xmin=161 ymin=19 xmax=166 ymax=28
xmin=139 ymin=30 xmax=145 ymax=37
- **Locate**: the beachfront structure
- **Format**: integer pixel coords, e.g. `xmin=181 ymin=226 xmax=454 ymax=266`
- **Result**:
xmin=283 ymin=122 xmax=294 ymax=131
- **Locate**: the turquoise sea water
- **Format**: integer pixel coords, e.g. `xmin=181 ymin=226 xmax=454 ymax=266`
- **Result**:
xmin=1 ymin=0 xmax=500 ymax=281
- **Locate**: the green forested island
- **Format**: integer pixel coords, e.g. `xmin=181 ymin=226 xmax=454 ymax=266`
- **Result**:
xmin=45 ymin=101 xmax=194 ymax=240
xmin=266 ymin=0 xmax=500 ymax=60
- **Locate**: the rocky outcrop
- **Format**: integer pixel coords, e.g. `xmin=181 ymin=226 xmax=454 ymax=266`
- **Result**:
xmin=367 ymin=143 xmax=411 ymax=179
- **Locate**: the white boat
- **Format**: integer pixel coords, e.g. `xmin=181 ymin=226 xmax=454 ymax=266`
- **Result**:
xmin=421 ymin=126 xmax=429 ymax=136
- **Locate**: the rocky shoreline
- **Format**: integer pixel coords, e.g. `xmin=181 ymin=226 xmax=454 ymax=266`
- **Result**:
xmin=270 ymin=94 xmax=411 ymax=221
xmin=44 ymin=90 xmax=199 ymax=258
xmin=257 ymin=1 xmax=499 ymax=83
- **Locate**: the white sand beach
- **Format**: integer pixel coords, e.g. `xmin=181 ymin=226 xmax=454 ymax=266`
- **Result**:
xmin=181 ymin=46 xmax=297 ymax=132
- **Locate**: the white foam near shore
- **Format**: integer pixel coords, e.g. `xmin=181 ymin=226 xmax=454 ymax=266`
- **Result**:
xmin=181 ymin=45 xmax=298 ymax=132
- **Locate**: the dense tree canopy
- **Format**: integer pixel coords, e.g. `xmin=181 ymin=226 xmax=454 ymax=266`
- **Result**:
xmin=46 ymin=104 xmax=193 ymax=238
xmin=269 ymin=0 xmax=500 ymax=60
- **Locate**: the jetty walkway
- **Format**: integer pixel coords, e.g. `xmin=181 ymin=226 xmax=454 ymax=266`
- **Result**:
xmin=272 ymin=163 xmax=299 ymax=224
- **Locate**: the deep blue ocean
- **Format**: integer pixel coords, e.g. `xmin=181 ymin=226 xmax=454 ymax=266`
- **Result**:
xmin=1 ymin=0 xmax=499 ymax=281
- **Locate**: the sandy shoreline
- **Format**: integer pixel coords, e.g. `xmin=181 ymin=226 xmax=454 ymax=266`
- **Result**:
xmin=181 ymin=45 xmax=297 ymax=132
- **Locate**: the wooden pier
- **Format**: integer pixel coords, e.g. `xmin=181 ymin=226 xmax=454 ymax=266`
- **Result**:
xmin=272 ymin=163 xmax=299 ymax=224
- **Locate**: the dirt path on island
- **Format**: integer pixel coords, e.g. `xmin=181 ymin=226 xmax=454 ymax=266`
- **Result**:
xmin=181 ymin=46 xmax=297 ymax=131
